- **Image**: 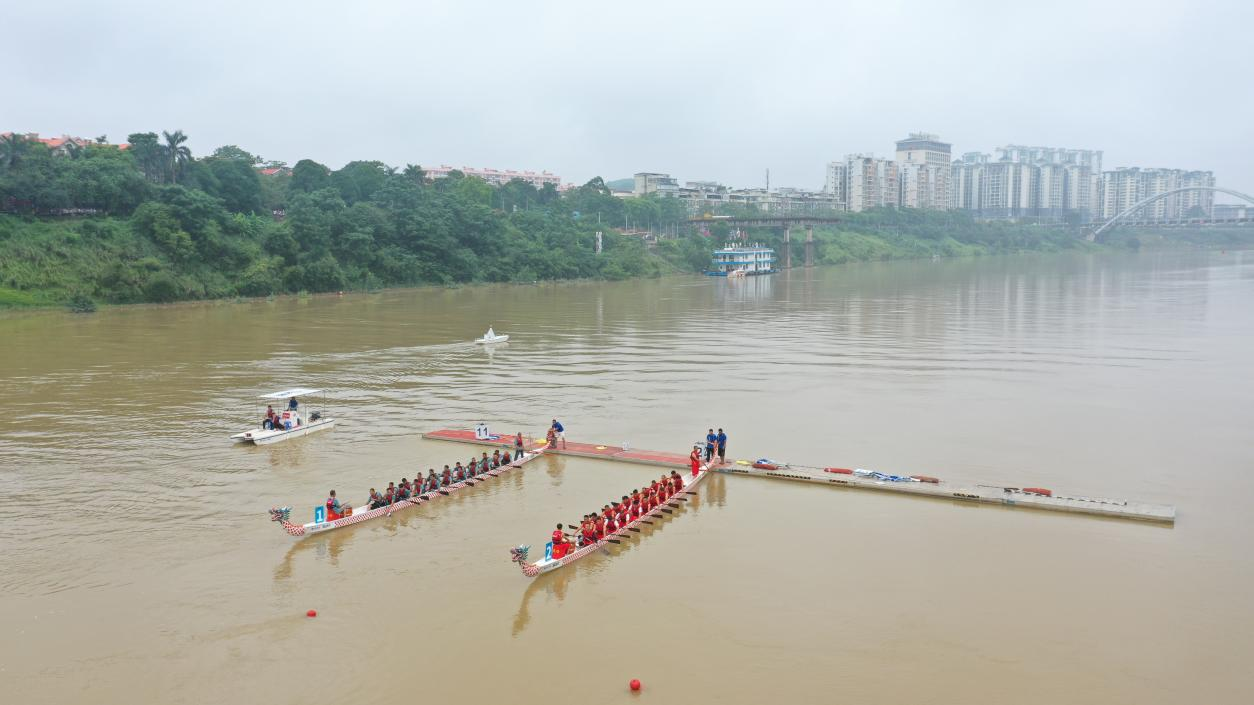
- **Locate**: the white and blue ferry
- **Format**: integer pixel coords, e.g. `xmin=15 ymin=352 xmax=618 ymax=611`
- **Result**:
xmin=705 ymin=243 xmax=776 ymax=276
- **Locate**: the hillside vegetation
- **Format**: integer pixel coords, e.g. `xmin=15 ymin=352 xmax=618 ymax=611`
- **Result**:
xmin=0 ymin=130 xmax=1154 ymax=309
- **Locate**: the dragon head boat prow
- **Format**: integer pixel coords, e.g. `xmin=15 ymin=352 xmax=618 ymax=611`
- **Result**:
xmin=269 ymin=506 xmax=305 ymax=536
xmin=510 ymin=545 xmax=540 ymax=576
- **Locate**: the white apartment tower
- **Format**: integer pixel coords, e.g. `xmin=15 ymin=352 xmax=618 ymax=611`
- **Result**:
xmin=952 ymin=144 xmax=1104 ymax=221
xmin=1099 ymin=168 xmax=1215 ymax=220
xmin=823 ymin=161 xmax=848 ymax=210
xmin=844 ymin=154 xmax=899 ymax=212
xmin=895 ymin=133 xmax=952 ymax=210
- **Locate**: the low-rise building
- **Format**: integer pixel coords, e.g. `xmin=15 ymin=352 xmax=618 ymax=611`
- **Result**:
xmin=633 ymin=172 xmax=679 ymax=197
xmin=425 ymin=165 xmax=561 ymax=189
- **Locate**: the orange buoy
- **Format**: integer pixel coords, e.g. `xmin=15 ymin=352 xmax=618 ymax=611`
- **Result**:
xmin=1023 ymin=487 xmax=1052 ymax=497
xmin=629 ymin=679 xmax=642 ymax=692
xmin=306 ymin=609 xmax=317 ymax=618
xmin=825 ymin=468 xmax=853 ymax=475
xmin=911 ymin=475 xmax=940 ymax=483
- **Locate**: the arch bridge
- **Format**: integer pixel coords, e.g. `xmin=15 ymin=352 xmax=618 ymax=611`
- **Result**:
xmin=687 ymin=215 xmax=845 ymax=267
xmin=1089 ymin=186 xmax=1254 ymax=241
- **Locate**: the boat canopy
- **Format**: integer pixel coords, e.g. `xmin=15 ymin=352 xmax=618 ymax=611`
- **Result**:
xmin=259 ymin=387 xmax=324 ymax=400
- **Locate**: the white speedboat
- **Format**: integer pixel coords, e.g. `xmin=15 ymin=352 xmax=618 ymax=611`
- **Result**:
xmin=475 ymin=327 xmax=509 ymax=344
xmin=230 ymin=387 xmax=335 ymax=445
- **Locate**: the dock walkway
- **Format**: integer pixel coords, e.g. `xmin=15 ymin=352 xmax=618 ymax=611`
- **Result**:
xmin=421 ymin=429 xmax=1176 ymax=524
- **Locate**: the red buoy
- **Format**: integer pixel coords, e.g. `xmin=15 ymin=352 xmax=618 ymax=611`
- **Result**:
xmin=1023 ymin=487 xmax=1052 ymax=497
xmin=629 ymin=679 xmax=642 ymax=692
xmin=306 ymin=609 xmax=317 ymax=618
xmin=825 ymin=467 xmax=853 ymax=474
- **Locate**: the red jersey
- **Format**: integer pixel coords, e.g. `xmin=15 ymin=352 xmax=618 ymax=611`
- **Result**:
xmin=595 ymin=518 xmax=606 ymax=539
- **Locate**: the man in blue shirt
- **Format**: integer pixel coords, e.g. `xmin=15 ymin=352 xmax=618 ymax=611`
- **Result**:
xmin=716 ymin=428 xmax=727 ymax=462
xmin=705 ymin=428 xmax=716 ymax=462
xmin=551 ymin=419 xmax=566 ymax=449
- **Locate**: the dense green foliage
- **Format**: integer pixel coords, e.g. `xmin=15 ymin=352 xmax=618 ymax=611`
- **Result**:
xmin=0 ymin=135 xmax=681 ymax=306
xmin=2 ymin=130 xmax=1233 ymax=310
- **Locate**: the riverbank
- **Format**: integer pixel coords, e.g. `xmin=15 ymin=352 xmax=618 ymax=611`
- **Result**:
xmin=4 ymin=210 xmax=1252 ymax=311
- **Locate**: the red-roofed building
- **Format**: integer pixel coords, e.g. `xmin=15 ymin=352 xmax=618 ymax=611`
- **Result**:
xmin=1 ymin=132 xmax=128 ymax=153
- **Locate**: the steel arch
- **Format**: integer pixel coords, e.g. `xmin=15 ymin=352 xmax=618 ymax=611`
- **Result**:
xmin=1090 ymin=186 xmax=1254 ymax=240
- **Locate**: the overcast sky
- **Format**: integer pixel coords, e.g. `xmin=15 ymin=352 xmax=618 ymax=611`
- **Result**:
xmin=5 ymin=0 xmax=1252 ymax=196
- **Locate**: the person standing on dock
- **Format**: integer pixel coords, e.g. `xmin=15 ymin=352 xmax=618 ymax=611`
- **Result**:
xmin=551 ymin=419 xmax=566 ymax=449
xmin=704 ymin=429 xmax=716 ymax=462
xmin=689 ymin=444 xmax=702 ymax=477
xmin=716 ymin=428 xmax=727 ymax=463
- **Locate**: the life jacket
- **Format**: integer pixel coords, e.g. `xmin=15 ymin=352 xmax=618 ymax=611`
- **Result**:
xmin=595 ymin=519 xmax=606 ymax=538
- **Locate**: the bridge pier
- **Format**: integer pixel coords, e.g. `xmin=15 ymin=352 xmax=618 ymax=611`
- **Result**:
xmin=782 ymin=226 xmax=791 ymax=269
xmin=805 ymin=226 xmax=814 ymax=267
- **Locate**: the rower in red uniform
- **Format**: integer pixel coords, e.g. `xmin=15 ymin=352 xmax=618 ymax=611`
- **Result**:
xmin=442 ymin=465 xmax=452 ymax=487
xmin=594 ymin=514 xmax=606 ymax=540
xmin=605 ymin=512 xmax=618 ymax=534
xmin=551 ymin=524 xmax=570 ymax=558
xmin=689 ymin=444 xmax=702 ymax=477
xmin=670 ymin=470 xmax=684 ymax=492
xmin=581 ymin=519 xmax=597 ymax=546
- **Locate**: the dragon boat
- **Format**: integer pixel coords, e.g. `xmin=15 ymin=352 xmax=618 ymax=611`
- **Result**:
xmin=509 ymin=463 xmax=713 ymax=577
xmin=270 ymin=447 xmax=545 ymax=538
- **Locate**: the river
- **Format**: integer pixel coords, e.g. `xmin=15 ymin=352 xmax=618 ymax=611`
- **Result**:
xmin=2 ymin=250 xmax=1251 ymax=704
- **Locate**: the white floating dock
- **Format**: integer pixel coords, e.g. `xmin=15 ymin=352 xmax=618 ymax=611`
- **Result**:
xmin=422 ymin=429 xmax=1176 ymax=524
xmin=719 ymin=465 xmax=1176 ymax=524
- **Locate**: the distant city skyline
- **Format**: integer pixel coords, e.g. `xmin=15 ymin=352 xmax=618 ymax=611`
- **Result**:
xmin=4 ymin=0 xmax=1251 ymax=198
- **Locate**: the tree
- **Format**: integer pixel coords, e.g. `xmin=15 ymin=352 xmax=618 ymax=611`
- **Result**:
xmin=209 ymin=145 xmax=261 ymax=164
xmin=127 ymin=132 xmax=165 ymax=183
xmin=202 ymin=158 xmax=264 ymax=214
xmin=162 ymin=130 xmax=191 ymax=184
xmin=331 ymin=160 xmax=390 ymax=204
xmin=95 ymin=135 xmax=108 ymax=145
xmin=403 ymin=163 xmax=425 ymax=183
xmin=0 ymin=133 xmax=28 ymax=170
xmin=290 ymin=159 xmax=330 ymax=193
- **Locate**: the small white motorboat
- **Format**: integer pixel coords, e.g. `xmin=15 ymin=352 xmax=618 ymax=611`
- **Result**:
xmin=475 ymin=327 xmax=509 ymax=344
xmin=230 ymin=387 xmax=335 ymax=445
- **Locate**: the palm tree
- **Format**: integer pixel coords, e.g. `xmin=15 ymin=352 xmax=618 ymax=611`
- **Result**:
xmin=162 ymin=130 xmax=191 ymax=184
xmin=403 ymin=163 xmax=425 ymax=182
xmin=0 ymin=133 xmax=27 ymax=170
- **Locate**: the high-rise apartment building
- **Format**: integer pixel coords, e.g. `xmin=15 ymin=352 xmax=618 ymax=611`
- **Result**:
xmin=1099 ymin=168 xmax=1215 ymax=220
xmin=952 ymin=144 xmax=1103 ymax=222
xmin=843 ymin=154 xmax=899 ymax=212
xmin=823 ymin=161 xmax=848 ymax=210
xmin=895 ymin=133 xmax=951 ymax=210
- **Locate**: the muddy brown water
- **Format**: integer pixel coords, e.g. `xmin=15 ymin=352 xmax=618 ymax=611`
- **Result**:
xmin=2 ymin=250 xmax=1252 ymax=704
